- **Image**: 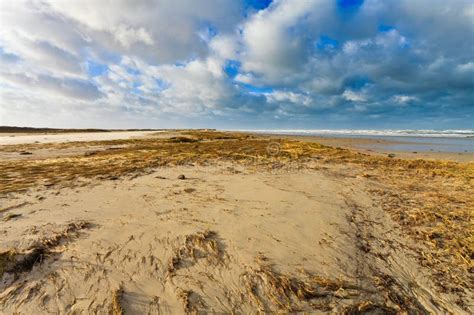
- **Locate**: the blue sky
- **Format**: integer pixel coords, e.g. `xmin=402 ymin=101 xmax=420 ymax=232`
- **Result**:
xmin=0 ymin=0 xmax=473 ymax=129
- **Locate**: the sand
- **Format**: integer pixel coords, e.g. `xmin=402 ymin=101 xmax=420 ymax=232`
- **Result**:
xmin=266 ymin=134 xmax=474 ymax=163
xmin=0 ymin=131 xmax=472 ymax=314
xmin=0 ymin=131 xmax=159 ymax=146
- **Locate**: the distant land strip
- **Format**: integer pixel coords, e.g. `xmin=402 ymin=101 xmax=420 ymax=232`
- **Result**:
xmin=0 ymin=126 xmax=216 ymax=133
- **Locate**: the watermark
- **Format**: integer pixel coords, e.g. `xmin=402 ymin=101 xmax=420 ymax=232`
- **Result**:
xmin=266 ymin=142 xmax=281 ymax=156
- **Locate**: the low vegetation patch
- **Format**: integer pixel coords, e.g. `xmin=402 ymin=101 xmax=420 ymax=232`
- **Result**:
xmin=0 ymin=221 xmax=91 ymax=278
xmin=168 ymin=230 xmax=225 ymax=276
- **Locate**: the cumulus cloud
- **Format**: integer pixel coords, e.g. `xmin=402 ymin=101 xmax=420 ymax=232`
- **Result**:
xmin=0 ymin=0 xmax=473 ymax=128
xmin=239 ymin=0 xmax=320 ymax=80
xmin=392 ymin=95 xmax=417 ymax=105
xmin=342 ymin=90 xmax=367 ymax=102
xmin=0 ymin=71 xmax=103 ymax=101
xmin=265 ymin=91 xmax=312 ymax=106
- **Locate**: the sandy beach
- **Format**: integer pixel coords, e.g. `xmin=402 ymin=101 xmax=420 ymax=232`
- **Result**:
xmin=0 ymin=131 xmax=160 ymax=146
xmin=265 ymin=134 xmax=474 ymax=163
xmin=2 ymin=0 xmax=473 ymax=313
xmin=0 ymin=130 xmax=472 ymax=314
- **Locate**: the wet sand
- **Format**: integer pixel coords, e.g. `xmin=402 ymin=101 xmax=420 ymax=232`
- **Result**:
xmin=0 ymin=130 xmax=472 ymax=313
xmin=266 ymin=134 xmax=474 ymax=162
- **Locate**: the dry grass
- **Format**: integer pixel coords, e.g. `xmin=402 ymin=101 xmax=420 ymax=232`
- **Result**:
xmin=167 ymin=230 xmax=225 ymax=276
xmin=0 ymin=134 xmax=284 ymax=194
xmin=342 ymin=301 xmax=398 ymax=315
xmin=2 ymin=213 xmax=22 ymax=222
xmin=110 ymin=285 xmax=124 ymax=315
xmin=176 ymin=289 xmax=205 ymax=314
xmin=0 ymin=221 xmax=91 ymax=278
xmin=0 ymin=130 xmax=472 ymax=300
xmin=166 ymin=136 xmax=199 ymax=143
xmin=0 ymin=251 xmax=15 ymax=278
xmin=241 ymin=263 xmax=358 ymax=312
xmin=182 ymin=130 xmax=254 ymax=141
xmin=241 ymin=259 xmax=431 ymax=313
xmin=0 ymin=202 xmax=29 ymax=213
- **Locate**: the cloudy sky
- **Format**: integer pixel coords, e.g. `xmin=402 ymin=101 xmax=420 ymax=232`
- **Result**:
xmin=0 ymin=0 xmax=473 ymax=129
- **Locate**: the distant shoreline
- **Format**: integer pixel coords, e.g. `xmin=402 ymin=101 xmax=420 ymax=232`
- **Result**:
xmin=1 ymin=129 xmax=472 ymax=162
xmin=233 ymin=129 xmax=474 ymax=138
xmin=3 ymin=127 xmax=473 ymax=137
xmin=0 ymin=126 xmax=172 ymax=133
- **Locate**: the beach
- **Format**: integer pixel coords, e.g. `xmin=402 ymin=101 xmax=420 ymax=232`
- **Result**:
xmin=0 ymin=130 xmax=472 ymax=314
xmin=268 ymin=135 xmax=474 ymax=163
xmin=248 ymin=130 xmax=474 ymax=163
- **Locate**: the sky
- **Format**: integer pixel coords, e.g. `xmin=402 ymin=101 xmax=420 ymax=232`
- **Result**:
xmin=0 ymin=0 xmax=473 ymax=130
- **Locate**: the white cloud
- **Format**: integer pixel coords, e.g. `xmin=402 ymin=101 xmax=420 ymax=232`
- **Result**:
xmin=264 ymin=91 xmax=312 ymax=106
xmin=234 ymin=73 xmax=255 ymax=84
xmin=0 ymin=0 xmax=473 ymax=128
xmin=239 ymin=0 xmax=324 ymax=81
xmin=45 ymin=0 xmax=243 ymax=63
xmin=210 ymin=35 xmax=239 ymax=60
xmin=392 ymin=95 xmax=417 ymax=105
xmin=115 ymin=24 xmax=154 ymax=48
xmin=0 ymin=71 xmax=102 ymax=101
xmin=456 ymin=62 xmax=474 ymax=73
xmin=342 ymin=90 xmax=367 ymax=102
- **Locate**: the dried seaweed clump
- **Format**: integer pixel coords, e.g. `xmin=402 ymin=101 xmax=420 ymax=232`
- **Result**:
xmin=167 ymin=230 xmax=225 ymax=276
xmin=241 ymin=263 xmax=357 ymax=312
xmin=0 ymin=221 xmax=91 ymax=278
xmin=176 ymin=289 xmax=206 ymax=313
xmin=110 ymin=285 xmax=124 ymax=315
xmin=167 ymin=136 xmax=198 ymax=143
xmin=182 ymin=130 xmax=246 ymax=140
xmin=0 ymin=251 xmax=15 ymax=277
xmin=342 ymin=301 xmax=397 ymax=315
